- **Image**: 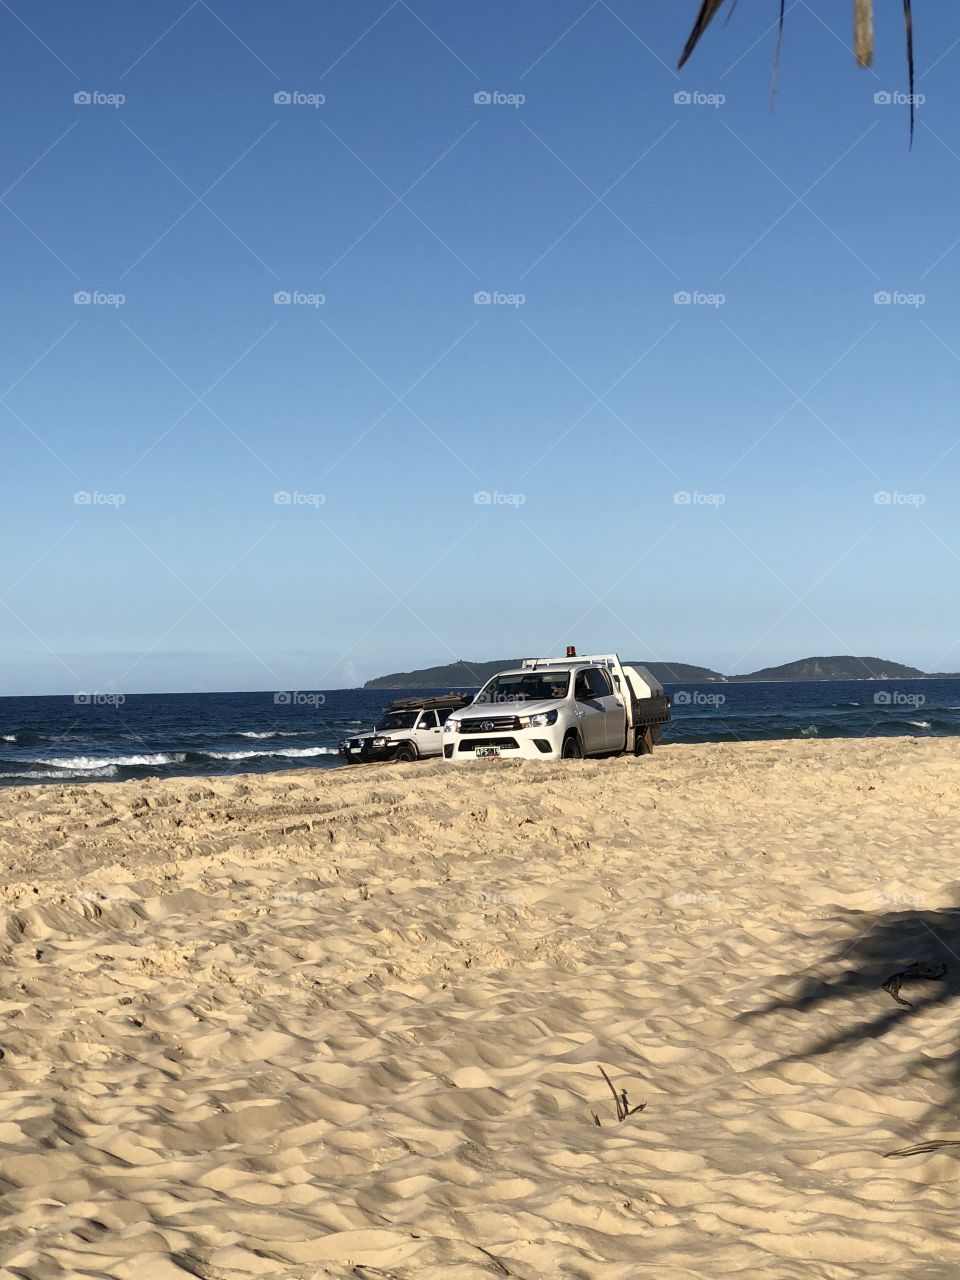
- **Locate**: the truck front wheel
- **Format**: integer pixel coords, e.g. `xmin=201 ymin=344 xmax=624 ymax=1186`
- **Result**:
xmin=561 ymin=733 xmax=584 ymax=760
xmin=394 ymin=743 xmax=418 ymax=763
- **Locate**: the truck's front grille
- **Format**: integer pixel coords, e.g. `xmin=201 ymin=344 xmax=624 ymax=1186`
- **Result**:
xmin=458 ymin=716 xmax=518 ymax=733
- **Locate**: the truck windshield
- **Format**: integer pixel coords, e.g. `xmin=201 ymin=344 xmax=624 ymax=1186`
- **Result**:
xmin=475 ymin=672 xmax=569 ymax=704
xmin=376 ymin=711 xmax=418 ymax=730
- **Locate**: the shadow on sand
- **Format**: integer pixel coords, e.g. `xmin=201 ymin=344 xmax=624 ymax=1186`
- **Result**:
xmin=741 ymin=901 xmax=960 ymax=1146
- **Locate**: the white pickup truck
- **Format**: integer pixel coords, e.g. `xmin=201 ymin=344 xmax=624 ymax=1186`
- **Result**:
xmin=443 ymin=650 xmax=670 ymax=763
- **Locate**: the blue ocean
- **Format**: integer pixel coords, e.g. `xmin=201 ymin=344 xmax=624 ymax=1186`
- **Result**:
xmin=0 ymin=679 xmax=957 ymax=786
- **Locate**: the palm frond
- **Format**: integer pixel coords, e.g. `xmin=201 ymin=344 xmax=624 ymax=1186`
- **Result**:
xmin=678 ymin=0 xmax=730 ymax=69
xmin=680 ymin=0 xmax=918 ymax=145
xmin=903 ymin=0 xmax=915 ymax=145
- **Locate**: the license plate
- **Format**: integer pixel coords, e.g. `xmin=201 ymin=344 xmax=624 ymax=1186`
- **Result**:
xmin=475 ymin=746 xmax=500 ymax=759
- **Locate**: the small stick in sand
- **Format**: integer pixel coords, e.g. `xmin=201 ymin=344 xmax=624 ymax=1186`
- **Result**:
xmin=881 ymin=961 xmax=947 ymax=1008
xmin=598 ymin=1065 xmax=646 ymax=1122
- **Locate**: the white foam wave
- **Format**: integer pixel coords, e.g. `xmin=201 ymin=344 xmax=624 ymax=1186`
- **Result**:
xmin=3 ymin=765 xmax=119 ymax=781
xmin=907 ymin=720 xmax=932 ymax=729
xmin=237 ymin=730 xmax=304 ymax=739
xmin=207 ymin=746 xmax=337 ymax=761
xmin=22 ymin=753 xmax=185 ymax=770
xmin=1 ymin=734 xmax=15 ymax=742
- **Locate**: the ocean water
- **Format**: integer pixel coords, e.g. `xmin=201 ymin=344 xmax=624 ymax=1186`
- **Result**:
xmin=0 ymin=678 xmax=957 ymax=787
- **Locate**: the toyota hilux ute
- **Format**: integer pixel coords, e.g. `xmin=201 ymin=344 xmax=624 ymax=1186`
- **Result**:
xmin=442 ymin=649 xmax=669 ymax=763
xmin=339 ymin=694 xmax=472 ymax=764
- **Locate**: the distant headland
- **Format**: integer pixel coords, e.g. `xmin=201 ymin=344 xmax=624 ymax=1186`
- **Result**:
xmin=364 ymin=656 xmax=957 ymax=690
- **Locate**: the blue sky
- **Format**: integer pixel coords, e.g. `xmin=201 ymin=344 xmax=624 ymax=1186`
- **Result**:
xmin=3 ymin=0 xmax=960 ymax=693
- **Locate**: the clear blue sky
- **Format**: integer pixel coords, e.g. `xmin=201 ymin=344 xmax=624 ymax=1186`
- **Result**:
xmin=3 ymin=0 xmax=960 ymax=693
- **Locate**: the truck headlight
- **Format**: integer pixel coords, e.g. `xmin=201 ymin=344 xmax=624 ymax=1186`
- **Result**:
xmin=372 ymin=736 xmax=388 ymax=747
xmin=518 ymin=709 xmax=558 ymax=728
xmin=444 ymin=720 xmax=460 ymax=733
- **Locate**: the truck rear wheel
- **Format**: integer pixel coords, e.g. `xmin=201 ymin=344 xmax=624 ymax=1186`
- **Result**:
xmin=561 ymin=734 xmax=584 ymax=760
xmin=634 ymin=725 xmax=654 ymax=756
xmin=394 ymin=743 xmax=418 ymax=763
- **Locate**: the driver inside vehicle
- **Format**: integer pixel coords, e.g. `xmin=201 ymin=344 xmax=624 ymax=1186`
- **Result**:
xmin=550 ymin=680 xmax=567 ymax=698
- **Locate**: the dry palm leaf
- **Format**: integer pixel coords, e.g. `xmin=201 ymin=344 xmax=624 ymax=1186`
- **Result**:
xmin=886 ymin=1138 xmax=960 ymax=1158
xmin=854 ymin=0 xmax=875 ymax=66
xmin=679 ymin=0 xmax=917 ymax=143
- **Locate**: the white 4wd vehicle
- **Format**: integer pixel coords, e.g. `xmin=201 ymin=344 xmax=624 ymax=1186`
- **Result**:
xmin=339 ymin=694 xmax=471 ymax=765
xmin=443 ymin=651 xmax=669 ymax=763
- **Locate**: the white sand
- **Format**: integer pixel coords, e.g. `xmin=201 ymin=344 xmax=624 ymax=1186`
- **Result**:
xmin=1 ymin=738 xmax=959 ymax=1277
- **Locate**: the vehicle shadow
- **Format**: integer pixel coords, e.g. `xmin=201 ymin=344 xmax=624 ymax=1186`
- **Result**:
xmin=741 ymin=902 xmax=960 ymax=1127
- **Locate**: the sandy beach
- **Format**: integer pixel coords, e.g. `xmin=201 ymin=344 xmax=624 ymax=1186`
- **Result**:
xmin=1 ymin=738 xmax=959 ymax=1278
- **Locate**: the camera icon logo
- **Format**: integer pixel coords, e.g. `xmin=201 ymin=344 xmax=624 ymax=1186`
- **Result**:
xmin=474 ymin=91 xmax=492 ymax=105
xmin=874 ymin=291 xmax=892 ymax=305
xmin=473 ymin=490 xmax=492 ymax=504
xmin=274 ymin=91 xmax=292 ymax=105
xmin=74 ymin=90 xmax=92 ymax=105
xmin=673 ymin=290 xmax=691 ymax=305
xmin=473 ymin=291 xmax=492 ymax=305
xmin=874 ymin=91 xmax=892 ymax=105
xmin=674 ymin=91 xmax=692 ymax=105
xmin=274 ymin=691 xmax=292 ymax=704
xmin=674 ymin=690 xmax=691 ymax=705
xmin=74 ymin=291 xmax=92 ymax=305
xmin=873 ymin=491 xmax=892 ymax=505
xmin=673 ymin=491 xmax=692 ymax=504
xmin=73 ymin=490 xmax=92 ymax=504
xmin=273 ymin=491 xmax=292 ymax=504
xmin=874 ymin=691 xmax=892 ymax=705
xmin=274 ymin=290 xmax=292 ymax=305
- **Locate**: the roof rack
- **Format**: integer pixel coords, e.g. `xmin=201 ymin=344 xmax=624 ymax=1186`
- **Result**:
xmin=521 ymin=653 xmax=620 ymax=670
xmin=385 ymin=692 xmax=473 ymax=712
